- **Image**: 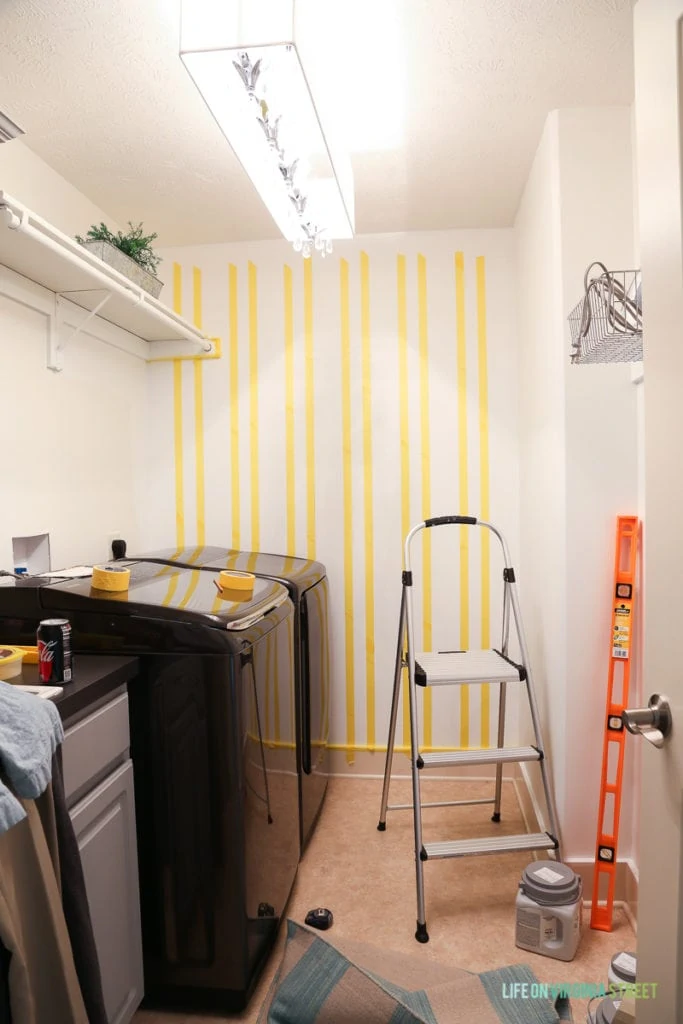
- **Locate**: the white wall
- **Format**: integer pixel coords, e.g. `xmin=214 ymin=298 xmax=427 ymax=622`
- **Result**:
xmin=0 ymin=143 xmax=143 ymax=570
xmin=0 ymin=140 xmax=120 ymax=236
xmin=559 ymin=108 xmax=639 ymax=862
xmin=515 ymin=108 xmax=639 ymax=865
xmin=143 ymin=230 xmax=521 ymax=758
xmin=515 ymin=113 xmax=568 ymax=820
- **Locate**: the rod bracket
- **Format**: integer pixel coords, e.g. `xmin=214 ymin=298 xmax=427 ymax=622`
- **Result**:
xmin=47 ymin=291 xmax=114 ymax=372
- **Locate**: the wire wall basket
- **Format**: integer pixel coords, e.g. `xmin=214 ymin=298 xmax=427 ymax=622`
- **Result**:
xmin=568 ymin=262 xmax=642 ymax=364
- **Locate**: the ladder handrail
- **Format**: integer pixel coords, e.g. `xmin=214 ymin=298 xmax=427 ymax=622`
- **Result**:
xmin=404 ymin=516 xmax=513 ymax=573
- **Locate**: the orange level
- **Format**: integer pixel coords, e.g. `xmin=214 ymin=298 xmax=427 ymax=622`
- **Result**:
xmin=590 ymin=515 xmax=639 ymax=932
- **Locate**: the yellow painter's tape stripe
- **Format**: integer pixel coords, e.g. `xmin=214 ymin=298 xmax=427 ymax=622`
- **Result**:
xmin=284 ymin=265 xmax=296 ymax=556
xmin=172 ymin=264 xmax=185 ymax=554
xmin=178 ymin=569 xmax=201 ymax=609
xmin=248 ymin=262 xmax=260 ymax=552
xmin=477 ymin=256 xmax=491 ymax=747
xmin=193 ymin=267 xmax=206 ymax=547
xmin=360 ymin=252 xmax=376 ymax=749
xmin=304 ymin=259 xmax=316 ymax=560
xmin=340 ymin=259 xmax=355 ymax=761
xmin=417 ymin=254 xmax=432 ymax=748
xmin=397 ymin=255 xmax=411 ymax=748
xmin=229 ymin=264 xmax=240 ymax=549
xmin=194 ymin=361 xmax=205 ymax=546
xmin=455 ymin=252 xmax=470 ymax=749
xmin=173 ymin=263 xmax=182 ymax=317
xmin=193 ymin=266 xmax=202 ymax=331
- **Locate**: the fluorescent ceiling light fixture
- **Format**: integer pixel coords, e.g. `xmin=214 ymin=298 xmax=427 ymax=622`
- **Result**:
xmin=0 ymin=111 xmax=24 ymax=144
xmin=180 ymin=0 xmax=354 ymax=257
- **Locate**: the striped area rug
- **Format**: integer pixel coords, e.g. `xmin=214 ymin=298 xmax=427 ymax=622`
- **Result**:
xmin=259 ymin=920 xmax=572 ymax=1023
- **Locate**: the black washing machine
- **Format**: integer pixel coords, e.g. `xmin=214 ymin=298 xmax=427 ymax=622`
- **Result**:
xmin=0 ymin=564 xmax=299 ymax=1012
xmin=141 ymin=546 xmax=330 ymax=852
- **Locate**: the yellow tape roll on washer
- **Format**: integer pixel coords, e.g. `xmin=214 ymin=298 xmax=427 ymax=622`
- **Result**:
xmin=92 ymin=564 xmax=131 ymax=593
xmin=218 ymin=570 xmax=255 ymax=593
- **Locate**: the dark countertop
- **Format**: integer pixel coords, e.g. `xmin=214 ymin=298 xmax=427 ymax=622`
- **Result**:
xmin=18 ymin=655 xmax=139 ymax=725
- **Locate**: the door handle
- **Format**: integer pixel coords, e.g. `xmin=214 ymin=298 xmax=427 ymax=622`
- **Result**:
xmin=622 ymin=694 xmax=672 ymax=748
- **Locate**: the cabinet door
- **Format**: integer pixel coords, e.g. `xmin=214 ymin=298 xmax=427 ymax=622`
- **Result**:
xmin=70 ymin=760 xmax=143 ymax=1024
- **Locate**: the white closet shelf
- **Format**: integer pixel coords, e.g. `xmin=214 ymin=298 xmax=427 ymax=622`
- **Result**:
xmin=0 ymin=191 xmax=214 ymax=366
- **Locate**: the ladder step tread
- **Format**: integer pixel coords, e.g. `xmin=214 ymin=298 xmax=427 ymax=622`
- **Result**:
xmin=415 ymin=649 xmax=525 ymax=686
xmin=419 ymin=746 xmax=541 ymax=769
xmin=423 ymin=832 xmax=558 ymax=860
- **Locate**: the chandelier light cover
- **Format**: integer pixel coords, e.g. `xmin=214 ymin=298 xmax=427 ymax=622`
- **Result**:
xmin=180 ymin=0 xmax=355 ymax=257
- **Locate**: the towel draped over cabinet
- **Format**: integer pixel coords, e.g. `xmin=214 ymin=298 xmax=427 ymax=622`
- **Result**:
xmin=0 ymin=682 xmax=107 ymax=1024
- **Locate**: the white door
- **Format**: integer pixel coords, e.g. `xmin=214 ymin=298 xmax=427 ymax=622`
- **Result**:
xmin=633 ymin=2 xmax=683 ymax=1020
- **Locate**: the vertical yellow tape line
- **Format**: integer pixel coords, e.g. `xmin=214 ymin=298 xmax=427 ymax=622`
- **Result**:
xmin=397 ymin=255 xmax=411 ymax=746
xmin=165 ymin=264 xmax=185 ymax=604
xmin=172 ymin=263 xmax=185 ymax=552
xmin=284 ymin=266 xmax=296 ymax=556
xmin=304 ymin=259 xmax=316 ymax=559
xmin=340 ymin=259 xmax=355 ymax=761
xmin=229 ymin=265 xmax=240 ymax=549
xmin=360 ymin=252 xmax=376 ymax=749
xmin=455 ymin=252 xmax=470 ymax=749
xmin=477 ymin=256 xmax=491 ymax=747
xmin=193 ymin=267 xmax=206 ymax=547
xmin=249 ymin=262 xmax=260 ymax=552
xmin=417 ymin=255 xmax=433 ymax=748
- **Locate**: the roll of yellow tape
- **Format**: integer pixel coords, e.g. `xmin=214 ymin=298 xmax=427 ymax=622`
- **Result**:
xmin=0 ymin=647 xmax=25 ymax=680
xmin=15 ymin=645 xmax=38 ymax=664
xmin=218 ymin=570 xmax=255 ymax=593
xmin=91 ymin=564 xmax=131 ymax=593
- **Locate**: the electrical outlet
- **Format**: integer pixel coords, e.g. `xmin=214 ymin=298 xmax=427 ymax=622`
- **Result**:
xmin=107 ymin=532 xmax=121 ymax=560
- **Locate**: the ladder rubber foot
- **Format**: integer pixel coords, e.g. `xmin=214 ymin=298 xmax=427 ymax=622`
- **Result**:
xmin=415 ymin=922 xmax=429 ymax=943
xmin=491 ymin=812 xmax=501 ymax=823
xmin=377 ymin=821 xmax=387 ymax=832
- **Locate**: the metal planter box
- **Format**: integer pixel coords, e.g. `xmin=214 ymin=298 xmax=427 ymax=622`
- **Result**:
xmin=80 ymin=239 xmax=163 ymax=298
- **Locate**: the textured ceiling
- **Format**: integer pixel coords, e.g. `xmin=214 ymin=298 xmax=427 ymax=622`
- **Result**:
xmin=0 ymin=0 xmax=634 ymax=243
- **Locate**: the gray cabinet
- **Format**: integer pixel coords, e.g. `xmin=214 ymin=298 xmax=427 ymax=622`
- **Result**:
xmin=63 ymin=692 xmax=143 ymax=1024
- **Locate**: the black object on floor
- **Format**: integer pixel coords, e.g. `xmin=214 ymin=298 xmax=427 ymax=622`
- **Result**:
xmin=304 ymin=908 xmax=333 ymax=930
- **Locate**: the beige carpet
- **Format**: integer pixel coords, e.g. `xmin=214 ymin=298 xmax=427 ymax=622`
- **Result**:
xmin=135 ymin=775 xmax=635 ymax=1023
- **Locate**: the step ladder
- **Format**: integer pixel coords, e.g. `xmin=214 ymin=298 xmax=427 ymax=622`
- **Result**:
xmin=377 ymin=515 xmax=561 ymax=943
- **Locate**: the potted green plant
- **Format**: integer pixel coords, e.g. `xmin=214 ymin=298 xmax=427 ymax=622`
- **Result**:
xmin=75 ymin=222 xmax=163 ymax=298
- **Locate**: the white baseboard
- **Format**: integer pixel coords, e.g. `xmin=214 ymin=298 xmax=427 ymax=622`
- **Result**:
xmin=515 ymin=765 xmax=638 ymax=923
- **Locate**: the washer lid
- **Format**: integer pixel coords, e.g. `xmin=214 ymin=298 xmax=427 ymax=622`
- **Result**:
xmin=146 ymin=545 xmax=326 ymax=594
xmin=520 ymin=860 xmax=582 ymax=906
xmin=37 ymin=561 xmax=289 ymax=630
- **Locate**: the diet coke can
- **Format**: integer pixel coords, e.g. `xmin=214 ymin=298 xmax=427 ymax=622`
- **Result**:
xmin=37 ymin=618 xmax=73 ymax=683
